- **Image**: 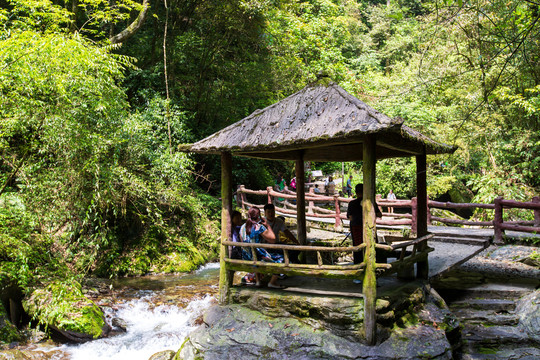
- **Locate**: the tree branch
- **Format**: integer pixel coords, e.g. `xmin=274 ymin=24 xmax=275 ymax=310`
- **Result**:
xmin=109 ymin=0 xmax=150 ymax=44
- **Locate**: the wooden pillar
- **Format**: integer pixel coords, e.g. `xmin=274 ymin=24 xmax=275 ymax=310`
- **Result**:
xmin=410 ymin=197 xmax=417 ymax=236
xmin=219 ymin=152 xmax=233 ymax=304
xmin=296 ymin=153 xmax=307 ymax=245
xmin=362 ymin=135 xmax=377 ymax=345
xmin=416 ymin=148 xmax=429 ymax=279
xmin=493 ymin=196 xmax=504 ymax=244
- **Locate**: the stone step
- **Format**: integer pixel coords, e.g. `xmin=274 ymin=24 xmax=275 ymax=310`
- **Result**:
xmin=430 ymin=236 xmax=490 ymax=247
xmin=461 ymin=324 xmax=532 ymax=346
xmin=451 ymin=308 xmax=519 ymax=326
xmin=450 ymin=298 xmax=516 ymax=312
xmin=446 ymin=283 xmax=535 ymax=300
xmin=459 ymin=345 xmax=540 ymax=360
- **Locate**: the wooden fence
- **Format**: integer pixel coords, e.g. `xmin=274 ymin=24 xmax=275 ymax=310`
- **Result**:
xmin=236 ymin=185 xmax=540 ymax=243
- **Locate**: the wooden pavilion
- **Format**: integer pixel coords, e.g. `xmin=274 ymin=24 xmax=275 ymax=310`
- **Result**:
xmin=184 ymin=80 xmax=455 ymax=344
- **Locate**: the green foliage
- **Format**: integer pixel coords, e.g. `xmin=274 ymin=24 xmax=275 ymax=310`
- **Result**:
xmin=376 ymin=158 xmax=416 ymax=199
xmin=0 ymin=0 xmax=72 ymax=36
xmin=23 ymin=280 xmax=105 ymax=338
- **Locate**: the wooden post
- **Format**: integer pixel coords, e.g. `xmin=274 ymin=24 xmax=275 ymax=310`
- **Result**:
xmin=416 ymin=149 xmax=429 ymax=279
xmin=494 ymin=196 xmax=504 ymax=244
xmin=308 ymin=187 xmax=315 ymax=214
xmin=427 ymin=196 xmax=432 ymax=225
xmin=219 ymin=152 xmax=233 ymax=305
xmin=239 ymin=185 xmax=246 ymax=210
xmin=267 ymin=186 xmax=273 ymax=204
xmin=410 ymin=197 xmax=418 ymax=236
xmin=296 ymin=153 xmax=307 ymax=245
xmin=533 ymin=196 xmax=540 ymax=227
xmin=362 ymin=135 xmax=377 ymax=346
xmin=334 ymin=195 xmax=341 ymax=230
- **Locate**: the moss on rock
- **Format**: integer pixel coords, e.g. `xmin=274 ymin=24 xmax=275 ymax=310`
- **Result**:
xmin=23 ymin=280 xmax=106 ymax=340
xmin=0 ymin=302 xmax=21 ymax=344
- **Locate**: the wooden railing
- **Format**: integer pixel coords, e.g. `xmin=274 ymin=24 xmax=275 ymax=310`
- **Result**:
xmin=223 ymin=234 xmax=434 ymax=279
xmin=236 ymin=186 xmax=540 ymax=241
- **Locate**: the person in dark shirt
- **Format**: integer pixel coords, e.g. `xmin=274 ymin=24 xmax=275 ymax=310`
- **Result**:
xmin=346 ymin=184 xmax=382 ymax=264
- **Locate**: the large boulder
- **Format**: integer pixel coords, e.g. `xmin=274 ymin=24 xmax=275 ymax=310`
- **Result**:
xmin=175 ymin=283 xmax=455 ymax=359
xmin=516 ymin=289 xmax=540 ymax=343
xmin=23 ymin=280 xmax=109 ymax=343
xmin=0 ymin=301 xmax=21 ymax=345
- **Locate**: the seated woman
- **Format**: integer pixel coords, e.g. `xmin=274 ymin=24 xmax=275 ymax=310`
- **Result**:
xmin=240 ymin=206 xmax=286 ymax=288
xmin=230 ymin=210 xmax=243 ymax=259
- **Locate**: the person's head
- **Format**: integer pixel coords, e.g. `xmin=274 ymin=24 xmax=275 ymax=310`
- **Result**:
xmin=329 ymin=176 xmax=333 ymax=182
xmin=263 ymin=203 xmax=276 ymax=221
xmin=349 ymin=175 xmax=353 ymax=179
xmin=246 ymin=206 xmax=262 ymax=235
xmin=231 ymin=210 xmax=242 ymax=226
xmin=355 ymin=183 xmax=363 ymax=198
xmin=389 ymin=189 xmax=393 ymax=194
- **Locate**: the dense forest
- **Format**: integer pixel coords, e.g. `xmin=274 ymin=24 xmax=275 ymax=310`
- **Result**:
xmin=1 ymin=0 xmax=539 ymax=341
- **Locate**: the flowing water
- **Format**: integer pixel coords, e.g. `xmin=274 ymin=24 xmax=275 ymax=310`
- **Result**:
xmin=7 ymin=263 xmax=220 ymax=360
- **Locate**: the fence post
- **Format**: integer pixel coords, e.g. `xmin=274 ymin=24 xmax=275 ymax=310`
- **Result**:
xmin=493 ymin=196 xmax=504 ymax=244
xmin=238 ymin=185 xmax=246 ymax=210
xmin=334 ymin=195 xmax=341 ymax=230
xmin=267 ymin=186 xmax=273 ymax=205
xmin=533 ymin=196 xmax=540 ymax=227
xmin=308 ymin=187 xmax=315 ymax=214
xmin=427 ymin=196 xmax=432 ymax=225
xmin=410 ymin=197 xmax=418 ymax=236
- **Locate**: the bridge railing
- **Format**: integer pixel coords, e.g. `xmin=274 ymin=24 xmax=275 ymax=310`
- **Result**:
xmin=236 ymin=185 xmax=540 ymax=241
xmin=222 ymin=234 xmax=434 ymax=279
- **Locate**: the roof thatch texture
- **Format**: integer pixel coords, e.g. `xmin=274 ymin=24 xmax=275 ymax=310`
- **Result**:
xmin=187 ymin=82 xmax=455 ymax=161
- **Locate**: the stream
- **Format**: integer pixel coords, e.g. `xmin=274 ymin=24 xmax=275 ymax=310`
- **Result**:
xmin=10 ymin=263 xmax=220 ymax=360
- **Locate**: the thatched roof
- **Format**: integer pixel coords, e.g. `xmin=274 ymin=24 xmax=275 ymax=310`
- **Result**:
xmin=186 ymin=82 xmax=455 ymax=161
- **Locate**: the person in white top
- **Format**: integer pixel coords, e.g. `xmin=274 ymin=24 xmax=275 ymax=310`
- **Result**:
xmin=387 ymin=189 xmax=397 ymax=213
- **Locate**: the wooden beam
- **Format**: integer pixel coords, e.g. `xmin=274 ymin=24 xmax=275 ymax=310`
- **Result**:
xmin=296 ymin=152 xmax=307 ymax=245
xmin=362 ymin=135 xmax=377 ymax=345
xmin=415 ymin=147 xmax=429 ymax=279
xmin=219 ymin=152 xmax=233 ymax=304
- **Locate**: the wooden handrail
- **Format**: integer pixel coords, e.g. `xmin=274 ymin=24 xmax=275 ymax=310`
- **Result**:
xmin=222 ymin=240 xmax=366 ymax=252
xmin=237 ymin=186 xmax=540 ymax=240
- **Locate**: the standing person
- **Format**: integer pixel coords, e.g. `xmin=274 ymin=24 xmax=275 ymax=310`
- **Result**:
xmin=387 ymin=189 xmax=397 ymax=213
xmin=275 ymin=173 xmax=286 ymax=202
xmin=326 ymin=176 xmax=336 ymax=196
xmin=290 ymin=176 xmax=297 ymax=191
xmin=346 ymin=184 xmax=382 ymax=265
xmin=345 ymin=175 xmax=353 ymax=197
xmin=275 ymin=173 xmax=286 ymax=191
xmin=239 ymin=206 xmax=285 ymax=288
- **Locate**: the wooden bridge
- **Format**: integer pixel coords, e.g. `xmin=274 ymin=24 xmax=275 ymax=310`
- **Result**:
xmin=236 ymin=185 xmax=540 ymax=244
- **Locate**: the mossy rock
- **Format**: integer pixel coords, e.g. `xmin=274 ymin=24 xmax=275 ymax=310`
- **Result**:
xmin=0 ymin=301 xmax=21 ymax=344
xmin=23 ymin=280 xmax=107 ymax=342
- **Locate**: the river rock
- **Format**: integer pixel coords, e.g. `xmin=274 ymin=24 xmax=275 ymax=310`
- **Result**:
xmin=175 ymin=303 xmax=452 ymax=360
xmin=175 ymin=282 xmax=456 ymax=360
xmin=515 ymin=289 xmax=540 ymax=342
xmin=23 ymin=280 xmax=109 ymax=343
xmin=149 ymin=350 xmax=176 ymax=360
xmin=111 ymin=317 xmax=128 ymax=332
